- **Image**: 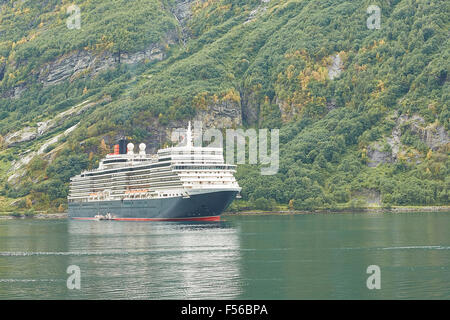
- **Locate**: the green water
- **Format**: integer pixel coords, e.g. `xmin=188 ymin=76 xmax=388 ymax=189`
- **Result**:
xmin=0 ymin=212 xmax=449 ymax=299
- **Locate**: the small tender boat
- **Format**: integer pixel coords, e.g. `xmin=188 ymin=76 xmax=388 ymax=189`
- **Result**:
xmin=94 ymin=213 xmax=114 ymax=221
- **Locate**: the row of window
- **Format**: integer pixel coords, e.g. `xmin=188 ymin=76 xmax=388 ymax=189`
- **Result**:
xmin=81 ymin=162 xmax=170 ymax=178
xmin=173 ymin=165 xmax=231 ymax=170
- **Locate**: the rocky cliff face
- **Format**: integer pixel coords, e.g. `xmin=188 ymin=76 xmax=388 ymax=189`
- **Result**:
xmin=366 ymin=142 xmax=394 ymax=167
xmin=244 ymin=0 xmax=271 ymax=25
xmin=38 ymin=32 xmax=177 ymax=88
xmin=2 ymin=1 xmax=197 ymax=98
xmin=367 ymin=113 xmax=449 ymax=166
xmin=171 ymin=0 xmax=197 ymax=25
xmin=4 ymin=98 xmax=111 ymax=183
xmin=7 ymin=122 xmax=80 ymax=183
xmin=171 ymin=0 xmax=197 ymax=45
xmin=241 ymin=89 xmax=260 ymax=125
xmin=1 ymin=83 xmax=27 ymax=100
xmin=405 ymin=115 xmax=449 ymax=150
xmin=3 ymin=99 xmax=107 ymax=147
xmin=1 ymin=33 xmax=177 ymax=98
xmin=195 ymin=99 xmax=242 ymax=128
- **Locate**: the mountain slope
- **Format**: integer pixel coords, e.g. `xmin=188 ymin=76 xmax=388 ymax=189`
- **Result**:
xmin=0 ymin=0 xmax=448 ymax=212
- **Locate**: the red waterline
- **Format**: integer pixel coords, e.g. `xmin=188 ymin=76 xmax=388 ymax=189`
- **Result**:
xmin=71 ymin=216 xmax=221 ymax=222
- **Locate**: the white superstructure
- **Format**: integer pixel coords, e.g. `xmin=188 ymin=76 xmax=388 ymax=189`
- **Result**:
xmin=68 ymin=122 xmax=241 ymax=203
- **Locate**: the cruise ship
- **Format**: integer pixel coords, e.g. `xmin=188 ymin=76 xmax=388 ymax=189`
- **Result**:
xmin=68 ymin=122 xmax=241 ymax=221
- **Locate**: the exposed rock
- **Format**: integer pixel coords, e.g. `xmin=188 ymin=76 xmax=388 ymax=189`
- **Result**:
xmin=7 ymin=152 xmax=36 ymax=182
xmin=407 ymin=118 xmax=449 ymax=150
xmin=171 ymin=0 xmax=196 ymax=25
xmin=386 ymin=122 xmax=402 ymax=159
xmin=366 ymin=142 xmax=393 ymax=167
xmin=241 ymin=89 xmax=260 ymax=124
xmin=170 ymin=0 xmax=197 ymax=45
xmin=36 ymin=99 xmax=97 ymax=135
xmin=3 ymin=98 xmax=107 ymax=147
xmin=352 ymin=189 xmax=381 ymax=206
xmin=39 ymin=51 xmax=94 ymax=87
xmin=367 ymin=113 xmax=449 ymax=166
xmin=195 ymin=99 xmax=242 ymax=128
xmin=1 ymin=83 xmax=27 ymax=99
xmin=37 ymin=32 xmax=177 ymax=88
xmin=390 ymin=114 xmax=449 ymax=151
xmin=3 ymin=126 xmax=38 ymax=147
xmin=120 ymin=45 xmax=165 ymax=64
xmin=244 ymin=0 xmax=271 ymax=25
xmin=7 ymin=123 xmax=80 ymax=182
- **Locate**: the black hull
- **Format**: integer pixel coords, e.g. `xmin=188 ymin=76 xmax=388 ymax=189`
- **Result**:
xmin=68 ymin=191 xmax=237 ymax=221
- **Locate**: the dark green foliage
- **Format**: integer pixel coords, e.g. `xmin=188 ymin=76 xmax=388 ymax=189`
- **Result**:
xmin=46 ymin=152 xmax=89 ymax=183
xmin=253 ymin=197 xmax=275 ymax=211
xmin=24 ymin=209 xmax=36 ymax=217
xmin=0 ymin=0 xmax=448 ymax=210
xmin=9 ymin=211 xmax=22 ymax=218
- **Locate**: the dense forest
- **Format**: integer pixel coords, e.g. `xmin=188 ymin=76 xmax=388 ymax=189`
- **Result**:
xmin=0 ymin=0 xmax=448 ymax=213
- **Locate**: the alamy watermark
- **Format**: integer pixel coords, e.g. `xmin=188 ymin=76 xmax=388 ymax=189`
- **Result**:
xmin=67 ymin=265 xmax=81 ymax=290
xmin=366 ymin=265 xmax=381 ymax=290
xmin=67 ymin=4 xmax=81 ymax=30
xmin=171 ymin=121 xmax=279 ymax=175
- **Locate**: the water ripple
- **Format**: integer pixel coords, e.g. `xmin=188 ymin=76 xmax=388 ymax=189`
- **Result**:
xmin=0 ymin=279 xmax=65 ymax=283
xmin=0 ymin=247 xmax=238 ymax=257
xmin=340 ymin=245 xmax=450 ymax=251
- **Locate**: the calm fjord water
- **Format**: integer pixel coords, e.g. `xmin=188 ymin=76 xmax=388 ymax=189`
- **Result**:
xmin=0 ymin=212 xmax=449 ymax=299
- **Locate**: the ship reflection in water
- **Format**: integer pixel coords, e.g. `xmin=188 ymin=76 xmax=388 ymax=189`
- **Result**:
xmin=65 ymin=219 xmax=242 ymax=299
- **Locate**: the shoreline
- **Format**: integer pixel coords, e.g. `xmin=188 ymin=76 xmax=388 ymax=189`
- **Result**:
xmin=223 ymin=206 xmax=450 ymax=216
xmin=0 ymin=206 xmax=449 ymax=219
xmin=0 ymin=213 xmax=68 ymax=220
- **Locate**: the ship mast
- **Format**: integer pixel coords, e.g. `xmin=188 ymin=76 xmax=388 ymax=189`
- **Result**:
xmin=186 ymin=121 xmax=193 ymax=148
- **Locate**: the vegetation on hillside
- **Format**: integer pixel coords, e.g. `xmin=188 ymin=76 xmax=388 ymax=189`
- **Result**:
xmin=0 ymin=0 xmax=448 ymax=212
